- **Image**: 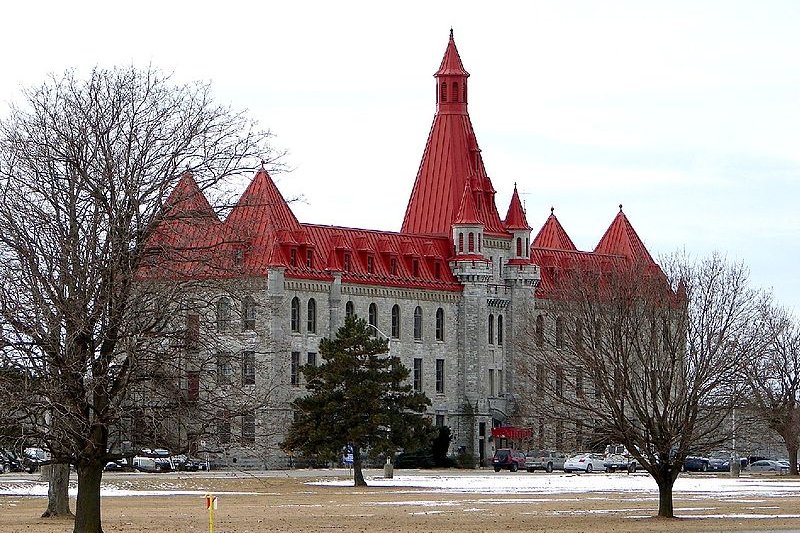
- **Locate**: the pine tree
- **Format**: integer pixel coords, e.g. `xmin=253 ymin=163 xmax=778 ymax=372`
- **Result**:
xmin=283 ymin=316 xmax=432 ymax=486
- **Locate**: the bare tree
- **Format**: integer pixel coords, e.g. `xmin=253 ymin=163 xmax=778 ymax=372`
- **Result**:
xmin=0 ymin=66 xmax=278 ymax=533
xmin=516 ymin=253 xmax=768 ymax=518
xmin=746 ymin=306 xmax=800 ymax=475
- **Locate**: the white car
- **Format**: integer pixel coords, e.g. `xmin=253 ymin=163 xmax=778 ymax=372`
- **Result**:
xmin=564 ymin=453 xmax=607 ymax=473
xmin=749 ymin=459 xmax=788 ymax=474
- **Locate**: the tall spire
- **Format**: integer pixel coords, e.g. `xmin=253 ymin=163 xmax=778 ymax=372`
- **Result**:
xmin=402 ymin=31 xmax=507 ymax=238
xmin=594 ymin=207 xmax=656 ymax=264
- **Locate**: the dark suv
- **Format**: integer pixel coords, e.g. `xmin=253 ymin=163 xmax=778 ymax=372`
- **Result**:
xmin=492 ymin=448 xmax=526 ymax=472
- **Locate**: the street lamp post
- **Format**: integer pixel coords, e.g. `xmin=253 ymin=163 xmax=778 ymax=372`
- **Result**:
xmin=366 ymin=323 xmax=395 ymax=479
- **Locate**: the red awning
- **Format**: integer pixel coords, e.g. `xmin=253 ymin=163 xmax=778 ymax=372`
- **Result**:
xmin=491 ymin=426 xmax=532 ymax=441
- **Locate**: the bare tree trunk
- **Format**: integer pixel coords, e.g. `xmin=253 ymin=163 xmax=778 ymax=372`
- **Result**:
xmin=41 ymin=464 xmax=72 ymax=517
xmin=654 ymin=466 xmax=676 ymax=518
xmin=73 ymin=461 xmax=104 ymax=533
xmin=353 ymin=447 xmax=367 ymax=487
xmin=787 ymin=442 xmax=798 ymax=476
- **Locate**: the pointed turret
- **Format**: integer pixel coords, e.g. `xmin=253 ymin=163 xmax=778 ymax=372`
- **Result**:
xmin=402 ymin=30 xmax=507 ymax=239
xmin=225 ymin=167 xmax=304 ymax=271
xmin=503 ymin=184 xmax=532 ymax=260
xmin=532 ymin=208 xmax=578 ymax=251
xmin=161 ymin=171 xmax=219 ymax=220
xmin=594 ymin=205 xmax=656 ymax=264
xmin=452 ymin=181 xmax=485 ymax=256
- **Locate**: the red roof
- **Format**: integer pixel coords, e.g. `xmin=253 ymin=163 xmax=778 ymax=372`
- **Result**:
xmin=503 ymin=184 xmax=531 ymax=231
xmin=436 ymin=29 xmax=470 ymax=77
xmin=401 ymin=31 xmax=507 ymax=238
xmin=594 ymin=206 xmax=656 ymax=265
xmin=532 ymin=209 xmax=577 ymax=251
xmin=454 ymin=180 xmax=481 ymax=225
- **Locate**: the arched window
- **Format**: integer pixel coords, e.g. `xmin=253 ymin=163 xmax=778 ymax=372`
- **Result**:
xmin=535 ymin=314 xmax=544 ymax=348
xmin=516 ymin=237 xmax=522 ymax=257
xmin=368 ymin=303 xmax=377 ymax=328
xmin=497 ymin=315 xmax=504 ymax=345
xmin=391 ymin=304 xmax=401 ymax=338
xmin=468 ymin=232 xmax=475 ymax=252
xmin=488 ymin=314 xmax=494 ymax=345
xmin=435 ymin=308 xmax=445 ymax=341
xmin=555 ymin=316 xmax=564 ymax=349
xmin=243 ymin=296 xmax=256 ymax=331
xmin=441 ymin=82 xmax=447 ymax=102
xmin=290 ymin=297 xmax=300 ymax=332
xmin=307 ymin=298 xmax=317 ymax=334
xmin=452 ymin=82 xmax=459 ymax=102
xmin=216 ymin=297 xmax=231 ymax=332
xmin=458 ymin=233 xmax=464 ymax=252
xmin=345 ymin=300 xmax=354 ymax=319
xmin=413 ymin=306 xmax=423 ymax=340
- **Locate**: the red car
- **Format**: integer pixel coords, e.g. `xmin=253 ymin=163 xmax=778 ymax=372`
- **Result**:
xmin=492 ymin=448 xmax=526 ymax=472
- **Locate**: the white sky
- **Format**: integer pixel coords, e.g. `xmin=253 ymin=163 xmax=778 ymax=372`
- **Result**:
xmin=2 ymin=1 xmax=799 ymax=309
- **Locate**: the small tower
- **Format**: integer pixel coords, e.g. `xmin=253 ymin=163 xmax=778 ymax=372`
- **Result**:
xmin=435 ymin=28 xmax=470 ymax=116
xmin=503 ymin=184 xmax=532 ymax=261
xmin=451 ymin=180 xmax=485 ymax=258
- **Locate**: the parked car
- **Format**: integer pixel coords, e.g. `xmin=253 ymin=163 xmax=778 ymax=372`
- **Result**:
xmin=525 ymin=450 xmax=566 ymax=473
xmin=682 ymin=455 xmax=710 ymax=472
xmin=603 ymin=444 xmax=637 ymax=473
xmin=492 ymin=449 xmax=526 ymax=472
xmin=564 ymin=453 xmax=606 ymax=473
xmin=750 ymin=459 xmax=788 ymax=474
xmin=708 ymin=451 xmax=731 ymax=472
xmin=133 ymin=449 xmax=173 ymax=472
xmin=104 ymin=460 xmax=127 ymax=472
xmin=172 ymin=454 xmax=202 ymax=472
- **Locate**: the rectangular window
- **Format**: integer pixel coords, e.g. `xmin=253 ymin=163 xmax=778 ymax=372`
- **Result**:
xmin=291 ymin=351 xmax=300 ymax=387
xmin=435 ymin=359 xmax=445 ymax=394
xmin=413 ymin=358 xmax=423 ymax=392
xmin=390 ymin=257 xmax=398 ymax=276
xmin=187 ymin=371 xmax=199 ymax=402
xmin=186 ymin=314 xmax=200 ymax=351
xmin=412 ymin=259 xmax=420 ymax=277
xmin=216 ymin=352 xmax=232 ymax=385
xmin=434 ymin=262 xmax=441 ymax=279
xmin=435 ymin=414 xmax=445 ymax=427
xmin=306 ymin=249 xmax=314 ymax=268
xmin=290 ymin=248 xmax=297 ymax=267
xmin=498 ymin=369 xmax=504 ymax=396
xmin=307 ymin=352 xmax=317 ymax=368
xmin=555 ymin=366 xmax=564 ymax=397
xmin=242 ymin=351 xmax=255 ymax=386
xmin=242 ymin=412 xmax=256 ymax=444
xmin=343 ymin=253 xmax=351 ymax=272
xmin=488 ymin=368 xmax=495 ymax=397
xmin=536 ymin=363 xmax=545 ymax=400
xmin=217 ymin=411 xmax=230 ymax=445
xmin=367 ymin=255 xmax=374 ymax=274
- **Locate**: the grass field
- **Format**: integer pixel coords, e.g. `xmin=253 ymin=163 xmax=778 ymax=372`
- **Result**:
xmin=1 ymin=469 xmax=800 ymax=532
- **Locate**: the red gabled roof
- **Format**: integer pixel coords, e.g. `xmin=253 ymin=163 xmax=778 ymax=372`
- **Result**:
xmin=454 ymin=180 xmax=481 ymax=225
xmin=224 ymin=167 xmax=304 ymax=273
xmin=436 ymin=29 xmax=469 ymax=77
xmin=532 ymin=208 xmax=577 ymax=251
xmin=401 ymin=32 xmax=507 ymax=238
xmin=504 ymin=184 xmax=530 ymax=231
xmin=594 ymin=205 xmax=656 ymax=265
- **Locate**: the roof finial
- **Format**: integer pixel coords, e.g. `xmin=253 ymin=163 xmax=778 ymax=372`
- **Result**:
xmin=260 ymin=159 xmax=266 ymax=170
xmin=550 ymin=206 xmax=554 ymax=215
xmin=619 ymin=203 xmax=623 ymax=212
xmin=450 ymin=27 xmax=454 ymax=39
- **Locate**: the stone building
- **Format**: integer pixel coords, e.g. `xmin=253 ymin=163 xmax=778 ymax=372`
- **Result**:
xmin=143 ymin=31 xmax=658 ymax=467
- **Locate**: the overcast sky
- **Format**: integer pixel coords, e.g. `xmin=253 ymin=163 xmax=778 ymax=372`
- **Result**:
xmin=2 ymin=1 xmax=799 ymax=309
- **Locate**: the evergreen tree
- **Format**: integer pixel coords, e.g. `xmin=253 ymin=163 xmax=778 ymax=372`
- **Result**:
xmin=283 ymin=316 xmax=432 ymax=486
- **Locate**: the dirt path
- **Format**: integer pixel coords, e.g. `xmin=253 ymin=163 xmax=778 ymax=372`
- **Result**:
xmin=1 ymin=472 xmax=800 ymax=532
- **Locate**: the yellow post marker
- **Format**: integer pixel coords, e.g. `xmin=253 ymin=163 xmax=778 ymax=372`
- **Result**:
xmin=204 ymin=493 xmax=217 ymax=533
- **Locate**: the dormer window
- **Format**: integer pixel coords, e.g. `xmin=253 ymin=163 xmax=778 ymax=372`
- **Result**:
xmin=367 ymin=255 xmax=374 ymax=274
xmin=412 ymin=259 xmax=420 ymax=277
xmin=306 ymin=250 xmax=314 ymax=269
xmin=290 ymin=248 xmax=297 ymax=267
xmin=343 ymin=252 xmax=351 ymax=272
xmin=434 ymin=262 xmax=441 ymax=279
xmin=390 ymin=257 xmax=398 ymax=276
